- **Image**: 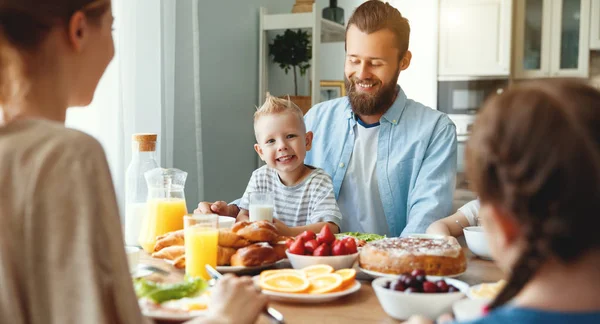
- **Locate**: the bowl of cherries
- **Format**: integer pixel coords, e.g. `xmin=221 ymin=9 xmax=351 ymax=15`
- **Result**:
xmin=285 ymin=225 xmax=359 ymax=270
xmin=372 ymin=269 xmax=469 ymax=320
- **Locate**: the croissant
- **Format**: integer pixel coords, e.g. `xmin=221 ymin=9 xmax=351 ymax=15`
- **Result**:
xmin=218 ymin=229 xmax=251 ymax=249
xmin=233 ymin=221 xmax=279 ymax=243
xmin=153 ymin=229 xmax=184 ymax=252
xmin=151 ymin=245 xmax=184 ymax=260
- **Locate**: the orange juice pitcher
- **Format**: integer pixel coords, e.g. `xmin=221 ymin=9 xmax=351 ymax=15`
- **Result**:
xmin=139 ymin=168 xmax=188 ymax=252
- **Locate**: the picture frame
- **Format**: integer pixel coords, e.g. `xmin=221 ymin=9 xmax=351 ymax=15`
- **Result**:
xmin=311 ymin=80 xmax=346 ymax=102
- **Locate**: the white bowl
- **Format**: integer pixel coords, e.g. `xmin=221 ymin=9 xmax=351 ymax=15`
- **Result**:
xmin=218 ymin=216 xmax=235 ymax=229
xmin=125 ymin=246 xmax=141 ymax=273
xmin=463 ymin=226 xmax=493 ymax=260
xmin=285 ymin=250 xmax=358 ymax=270
xmin=372 ymin=276 xmax=469 ymax=320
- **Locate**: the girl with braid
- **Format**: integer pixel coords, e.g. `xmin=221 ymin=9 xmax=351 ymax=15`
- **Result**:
xmin=407 ymin=79 xmax=600 ymax=323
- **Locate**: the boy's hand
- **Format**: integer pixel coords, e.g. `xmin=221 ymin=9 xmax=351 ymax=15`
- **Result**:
xmin=194 ymin=201 xmax=238 ymax=217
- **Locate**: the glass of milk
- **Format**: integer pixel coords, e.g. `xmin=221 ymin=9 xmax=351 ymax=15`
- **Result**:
xmin=248 ymin=192 xmax=274 ymax=222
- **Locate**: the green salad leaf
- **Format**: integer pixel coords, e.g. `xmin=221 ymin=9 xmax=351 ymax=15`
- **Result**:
xmin=336 ymin=232 xmax=386 ymax=242
xmin=134 ymin=276 xmax=208 ymax=304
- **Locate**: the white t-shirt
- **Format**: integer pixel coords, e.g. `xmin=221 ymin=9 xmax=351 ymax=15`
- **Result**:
xmin=458 ymin=199 xmax=480 ymax=226
xmin=337 ymin=120 xmax=390 ymax=236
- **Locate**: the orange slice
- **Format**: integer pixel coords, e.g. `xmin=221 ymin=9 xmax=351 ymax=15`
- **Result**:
xmin=334 ymin=268 xmax=356 ymax=288
xmin=259 ymin=273 xmax=310 ymax=293
xmin=302 ymin=264 xmax=334 ymax=278
xmin=307 ymin=273 xmax=343 ymax=294
xmin=259 ymin=269 xmax=305 ymax=281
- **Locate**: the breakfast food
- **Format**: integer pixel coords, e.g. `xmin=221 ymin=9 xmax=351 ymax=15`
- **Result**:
xmin=152 ymin=220 xmax=285 ymax=268
xmin=469 ymin=280 xmax=506 ymax=299
xmin=232 ymin=220 xmax=279 ymax=243
xmin=152 ymin=245 xmax=185 ymax=260
xmin=288 ymin=226 xmax=358 ymax=256
xmin=217 ymin=229 xmax=251 ymax=248
xmin=230 ymin=243 xmax=279 ymax=267
xmin=359 ymin=237 xmax=467 ymax=276
xmin=258 ymin=265 xmax=357 ymax=294
xmin=382 ymin=269 xmax=461 ymax=293
xmin=153 ymin=229 xmax=184 ymax=252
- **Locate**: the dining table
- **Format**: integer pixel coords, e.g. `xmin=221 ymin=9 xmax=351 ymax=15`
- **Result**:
xmin=142 ymin=248 xmax=504 ymax=324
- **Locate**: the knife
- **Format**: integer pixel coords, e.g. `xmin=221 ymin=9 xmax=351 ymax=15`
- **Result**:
xmin=205 ymin=264 xmax=285 ymax=324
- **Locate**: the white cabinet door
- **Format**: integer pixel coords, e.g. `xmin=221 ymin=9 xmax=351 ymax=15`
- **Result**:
xmin=590 ymin=0 xmax=600 ymax=49
xmin=438 ymin=0 xmax=512 ymax=77
xmin=513 ymin=0 xmax=590 ymax=78
xmin=550 ymin=0 xmax=590 ymax=77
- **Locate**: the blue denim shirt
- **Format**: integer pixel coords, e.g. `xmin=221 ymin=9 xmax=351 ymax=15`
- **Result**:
xmin=304 ymin=86 xmax=457 ymax=236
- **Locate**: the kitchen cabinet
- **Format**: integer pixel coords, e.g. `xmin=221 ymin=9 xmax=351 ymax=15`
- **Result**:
xmin=591 ymin=0 xmax=600 ymax=49
xmin=513 ymin=0 xmax=591 ymax=78
xmin=438 ymin=0 xmax=513 ymax=78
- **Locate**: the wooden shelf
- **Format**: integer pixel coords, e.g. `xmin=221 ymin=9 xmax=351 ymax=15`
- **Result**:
xmin=262 ymin=12 xmax=345 ymax=43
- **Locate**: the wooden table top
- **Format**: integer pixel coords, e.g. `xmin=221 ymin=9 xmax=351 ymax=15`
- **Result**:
xmin=142 ymin=249 xmax=504 ymax=324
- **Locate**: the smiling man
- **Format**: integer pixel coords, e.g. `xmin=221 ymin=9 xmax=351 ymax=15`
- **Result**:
xmin=304 ymin=1 xmax=457 ymax=237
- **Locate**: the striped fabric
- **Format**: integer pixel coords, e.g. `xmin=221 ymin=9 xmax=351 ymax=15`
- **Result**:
xmin=238 ymin=165 xmax=342 ymax=228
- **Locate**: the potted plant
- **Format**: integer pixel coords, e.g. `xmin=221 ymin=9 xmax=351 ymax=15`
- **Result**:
xmin=269 ymin=29 xmax=312 ymax=113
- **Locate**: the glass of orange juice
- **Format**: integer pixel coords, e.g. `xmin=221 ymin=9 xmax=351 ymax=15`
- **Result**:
xmin=184 ymin=214 xmax=219 ymax=280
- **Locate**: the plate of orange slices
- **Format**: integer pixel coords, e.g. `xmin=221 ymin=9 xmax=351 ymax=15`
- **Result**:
xmin=254 ymin=265 xmax=361 ymax=303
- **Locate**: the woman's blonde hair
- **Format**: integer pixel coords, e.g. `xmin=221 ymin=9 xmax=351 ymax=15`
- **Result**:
xmin=0 ymin=0 xmax=110 ymax=105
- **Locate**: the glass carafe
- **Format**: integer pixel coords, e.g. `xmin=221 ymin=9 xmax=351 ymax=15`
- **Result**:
xmin=124 ymin=133 xmax=159 ymax=246
xmin=138 ymin=168 xmax=188 ymax=253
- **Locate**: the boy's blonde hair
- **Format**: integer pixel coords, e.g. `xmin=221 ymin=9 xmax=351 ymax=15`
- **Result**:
xmin=254 ymin=93 xmax=305 ymax=132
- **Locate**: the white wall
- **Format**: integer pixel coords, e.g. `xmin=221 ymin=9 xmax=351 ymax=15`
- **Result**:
xmin=268 ymin=0 xmax=439 ymax=109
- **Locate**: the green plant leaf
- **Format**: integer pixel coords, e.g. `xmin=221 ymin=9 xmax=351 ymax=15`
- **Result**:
xmin=269 ymin=29 xmax=312 ymax=92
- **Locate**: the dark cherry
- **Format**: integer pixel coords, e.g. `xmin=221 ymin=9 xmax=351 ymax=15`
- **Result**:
xmin=391 ymin=280 xmax=406 ymax=292
xmin=403 ymin=276 xmax=417 ymax=288
xmin=422 ymin=281 xmax=438 ymax=293
xmin=435 ymin=280 xmax=449 ymax=293
xmin=404 ymin=287 xmax=421 ymax=293
xmin=448 ymin=285 xmax=460 ymax=293
xmin=415 ymin=275 xmax=426 ymax=284
xmin=398 ymin=274 xmax=409 ymax=283
xmin=411 ymin=269 xmax=426 ymax=277
xmin=383 ymin=281 xmax=391 ymax=289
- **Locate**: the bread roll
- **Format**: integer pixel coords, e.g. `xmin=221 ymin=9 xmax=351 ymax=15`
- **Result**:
xmin=230 ymin=242 xmax=278 ymax=267
xmin=151 ymin=245 xmax=185 ymax=260
xmin=218 ymin=229 xmax=251 ymax=248
xmin=233 ymin=220 xmax=279 ymax=243
xmin=271 ymin=242 xmax=287 ymax=261
xmin=153 ymin=229 xmax=184 ymax=252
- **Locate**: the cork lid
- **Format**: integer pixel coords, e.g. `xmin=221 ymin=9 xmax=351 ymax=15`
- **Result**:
xmin=132 ymin=133 xmax=158 ymax=142
xmin=132 ymin=133 xmax=157 ymax=152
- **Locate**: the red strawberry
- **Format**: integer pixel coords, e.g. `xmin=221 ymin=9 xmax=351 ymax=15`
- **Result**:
xmin=304 ymin=239 xmax=319 ymax=254
xmin=297 ymin=230 xmax=316 ymax=242
xmin=332 ymin=240 xmax=347 ymax=256
xmin=342 ymin=237 xmax=358 ymax=254
xmin=313 ymin=243 xmax=331 ymax=256
xmin=316 ymin=225 xmax=335 ymax=245
xmin=289 ymin=237 xmax=305 ymax=255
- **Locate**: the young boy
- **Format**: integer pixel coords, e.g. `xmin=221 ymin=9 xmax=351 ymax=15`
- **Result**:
xmin=235 ymin=94 xmax=342 ymax=236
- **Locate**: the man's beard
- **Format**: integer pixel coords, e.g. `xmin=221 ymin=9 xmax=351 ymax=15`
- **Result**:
xmin=345 ymin=71 xmax=399 ymax=117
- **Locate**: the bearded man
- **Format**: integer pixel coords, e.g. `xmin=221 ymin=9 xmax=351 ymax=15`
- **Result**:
xmin=304 ymin=1 xmax=457 ymax=236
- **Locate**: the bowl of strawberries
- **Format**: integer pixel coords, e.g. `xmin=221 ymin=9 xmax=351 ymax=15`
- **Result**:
xmin=285 ymin=225 xmax=359 ymax=270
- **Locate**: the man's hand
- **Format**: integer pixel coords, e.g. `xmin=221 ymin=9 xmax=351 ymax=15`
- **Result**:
xmin=194 ymin=201 xmax=238 ymax=217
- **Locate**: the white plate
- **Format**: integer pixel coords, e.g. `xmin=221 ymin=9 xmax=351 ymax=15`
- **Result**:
xmin=358 ymin=267 xmax=466 ymax=279
xmin=217 ymin=259 xmax=288 ymax=273
xmin=254 ymin=277 xmax=361 ymax=303
xmin=141 ymin=309 xmax=206 ymax=322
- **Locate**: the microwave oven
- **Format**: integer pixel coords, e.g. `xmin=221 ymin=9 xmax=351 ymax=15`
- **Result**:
xmin=438 ymin=79 xmax=508 ymax=115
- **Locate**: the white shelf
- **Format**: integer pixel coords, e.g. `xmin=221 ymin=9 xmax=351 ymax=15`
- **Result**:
xmin=262 ymin=12 xmax=345 ymax=43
